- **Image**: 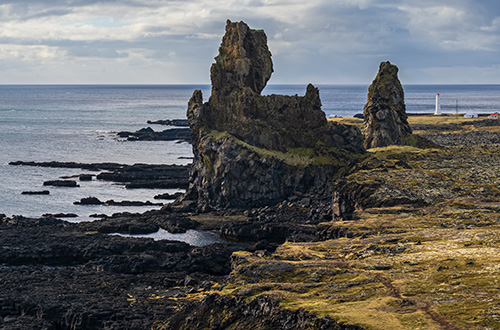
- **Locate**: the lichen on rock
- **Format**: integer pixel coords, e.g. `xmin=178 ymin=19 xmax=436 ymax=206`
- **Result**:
xmin=362 ymin=61 xmax=413 ymax=149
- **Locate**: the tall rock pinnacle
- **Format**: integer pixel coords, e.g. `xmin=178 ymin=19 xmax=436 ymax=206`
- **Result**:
xmin=189 ymin=20 xmax=345 ymax=152
xmin=210 ymin=20 xmax=273 ymax=95
xmin=362 ymin=61 xmax=412 ymax=149
xmin=179 ymin=20 xmax=365 ymax=211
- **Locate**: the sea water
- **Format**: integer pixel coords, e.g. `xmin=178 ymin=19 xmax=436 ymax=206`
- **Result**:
xmin=0 ymin=85 xmax=209 ymax=219
xmin=264 ymin=84 xmax=500 ymax=116
xmin=1 ymin=84 xmax=500 ymax=220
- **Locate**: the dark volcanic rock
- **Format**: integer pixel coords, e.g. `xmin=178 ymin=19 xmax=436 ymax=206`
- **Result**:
xmin=78 ymin=211 xmax=200 ymax=234
xmin=74 ymin=197 xmax=163 ymax=207
xmin=154 ymin=192 xmax=184 ymax=200
xmin=42 ymin=213 xmax=78 ymax=218
xmin=1 ymin=215 xmax=68 ymax=227
xmin=164 ymin=293 xmax=365 ymax=330
xmin=79 ymin=217 xmax=160 ymax=234
xmin=21 ymin=190 xmax=50 ymax=195
xmin=10 ymin=162 xmax=191 ymax=190
xmin=362 ymin=61 xmax=412 ymax=149
xmin=219 ymin=203 xmax=328 ymax=243
xmin=74 ymin=196 xmax=103 ymax=205
xmin=0 ymin=217 xmax=212 ymax=272
xmin=104 ymin=200 xmax=163 ymax=207
xmin=143 ymin=212 xmax=200 ymax=234
xmin=117 ymin=127 xmax=191 ymax=142
xmin=79 ymin=174 xmax=93 ymax=181
xmin=179 ymin=20 xmax=364 ymax=211
xmin=211 ymin=20 xmax=273 ymax=95
xmin=43 ymin=180 xmax=79 ymax=187
xmin=425 ymin=130 xmax=500 ymax=147
xmin=147 ymin=119 xmax=189 ymax=126
xmin=96 ymin=163 xmax=190 ymax=189
xmin=190 ymin=20 xmax=360 ymax=152
xmin=331 ymin=178 xmax=379 ymax=220
xmin=182 ymin=128 xmax=346 ymax=211
xmin=125 ymin=179 xmax=188 ymax=189
xmin=0 ymin=215 xmax=234 ymax=329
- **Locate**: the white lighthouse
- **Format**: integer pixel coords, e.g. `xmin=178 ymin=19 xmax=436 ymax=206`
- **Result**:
xmin=434 ymin=93 xmax=441 ymax=115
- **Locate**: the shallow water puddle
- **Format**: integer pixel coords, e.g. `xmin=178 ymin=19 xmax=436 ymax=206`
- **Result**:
xmin=110 ymin=228 xmax=228 ymax=246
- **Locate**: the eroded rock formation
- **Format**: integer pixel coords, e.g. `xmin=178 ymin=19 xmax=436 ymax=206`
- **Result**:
xmin=180 ymin=20 xmax=364 ymax=211
xmin=190 ymin=20 xmax=356 ymax=152
xmin=362 ymin=61 xmax=412 ymax=149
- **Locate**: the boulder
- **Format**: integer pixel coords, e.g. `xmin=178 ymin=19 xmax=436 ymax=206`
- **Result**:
xmin=74 ymin=197 xmax=103 ymax=205
xmin=79 ymin=174 xmax=93 ymax=181
xmin=362 ymin=61 xmax=412 ymax=149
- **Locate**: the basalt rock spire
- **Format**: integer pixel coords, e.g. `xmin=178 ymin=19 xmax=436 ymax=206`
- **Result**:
xmin=189 ymin=20 xmax=336 ymax=152
xmin=179 ymin=20 xmax=364 ymax=211
xmin=362 ymin=61 xmax=412 ymax=149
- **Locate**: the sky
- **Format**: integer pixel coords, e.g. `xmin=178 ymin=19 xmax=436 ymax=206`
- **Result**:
xmin=0 ymin=0 xmax=499 ymax=85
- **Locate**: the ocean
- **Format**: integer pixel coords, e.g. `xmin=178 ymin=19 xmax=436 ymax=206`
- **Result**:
xmin=1 ymin=84 xmax=500 ymax=219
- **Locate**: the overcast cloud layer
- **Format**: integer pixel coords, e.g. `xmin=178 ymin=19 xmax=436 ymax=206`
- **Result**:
xmin=0 ymin=0 xmax=499 ymax=84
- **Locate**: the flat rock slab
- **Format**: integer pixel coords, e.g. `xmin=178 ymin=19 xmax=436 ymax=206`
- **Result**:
xmin=117 ymin=127 xmax=191 ymax=142
xmin=43 ymin=180 xmax=79 ymax=187
xmin=21 ymin=190 xmax=50 ymax=195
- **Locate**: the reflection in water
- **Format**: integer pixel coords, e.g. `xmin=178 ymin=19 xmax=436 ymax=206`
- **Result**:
xmin=111 ymin=229 xmax=227 ymax=246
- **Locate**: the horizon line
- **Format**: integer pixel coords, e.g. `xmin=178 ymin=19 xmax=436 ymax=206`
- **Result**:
xmin=1 ymin=83 xmax=499 ymax=86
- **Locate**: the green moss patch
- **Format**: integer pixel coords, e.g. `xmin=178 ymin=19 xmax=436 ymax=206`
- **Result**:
xmin=206 ymin=128 xmax=356 ymax=167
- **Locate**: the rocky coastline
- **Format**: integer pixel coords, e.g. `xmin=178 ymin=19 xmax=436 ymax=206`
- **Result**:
xmin=2 ymin=20 xmax=500 ymax=330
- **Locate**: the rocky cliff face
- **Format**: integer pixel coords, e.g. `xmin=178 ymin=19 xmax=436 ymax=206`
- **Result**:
xmin=179 ymin=20 xmax=364 ymax=211
xmin=362 ymin=61 xmax=412 ymax=149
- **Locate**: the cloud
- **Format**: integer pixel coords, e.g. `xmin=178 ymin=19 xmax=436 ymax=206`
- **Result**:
xmin=396 ymin=3 xmax=500 ymax=51
xmin=0 ymin=0 xmax=499 ymax=83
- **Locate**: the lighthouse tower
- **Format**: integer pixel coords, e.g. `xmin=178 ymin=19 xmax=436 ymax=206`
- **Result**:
xmin=434 ymin=93 xmax=441 ymax=115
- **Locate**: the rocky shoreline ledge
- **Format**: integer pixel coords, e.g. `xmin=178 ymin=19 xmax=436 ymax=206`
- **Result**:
xmin=9 ymin=161 xmax=190 ymax=190
xmin=117 ymin=127 xmax=191 ymax=142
